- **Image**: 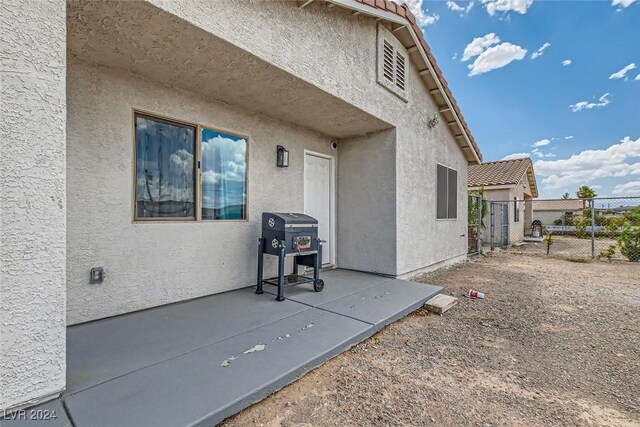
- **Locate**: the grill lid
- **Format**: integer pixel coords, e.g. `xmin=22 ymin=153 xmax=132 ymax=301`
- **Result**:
xmin=262 ymin=212 xmax=318 ymax=229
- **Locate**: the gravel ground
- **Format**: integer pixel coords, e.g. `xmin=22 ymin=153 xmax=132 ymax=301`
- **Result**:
xmin=510 ymin=236 xmax=623 ymax=261
xmin=222 ymin=252 xmax=640 ymax=427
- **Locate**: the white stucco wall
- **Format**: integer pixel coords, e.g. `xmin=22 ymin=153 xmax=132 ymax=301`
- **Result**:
xmin=66 ymin=59 xmax=335 ymax=324
xmin=67 ymin=0 xmax=472 ymax=323
xmin=147 ymin=1 xmax=470 ymax=275
xmin=338 ymin=130 xmax=397 ymax=275
xmin=0 ymin=0 xmax=67 ymax=411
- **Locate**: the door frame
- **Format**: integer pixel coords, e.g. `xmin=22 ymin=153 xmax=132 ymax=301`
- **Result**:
xmin=303 ymin=149 xmax=337 ymax=267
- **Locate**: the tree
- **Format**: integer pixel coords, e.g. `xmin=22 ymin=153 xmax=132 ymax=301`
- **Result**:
xmin=576 ymin=186 xmax=597 ymax=208
xmin=561 ymin=192 xmax=570 ymax=199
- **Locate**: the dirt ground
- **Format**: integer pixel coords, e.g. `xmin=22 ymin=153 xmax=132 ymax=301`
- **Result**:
xmin=511 ymin=236 xmax=624 ymax=261
xmin=222 ymin=252 xmax=639 ymax=427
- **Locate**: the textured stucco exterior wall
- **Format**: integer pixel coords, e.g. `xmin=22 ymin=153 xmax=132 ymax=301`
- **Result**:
xmin=337 ymin=130 xmax=397 ymax=275
xmin=147 ymin=0 xmax=469 ymax=275
xmin=0 ymin=0 xmax=67 ymax=411
xmin=66 ymin=59 xmax=334 ymax=324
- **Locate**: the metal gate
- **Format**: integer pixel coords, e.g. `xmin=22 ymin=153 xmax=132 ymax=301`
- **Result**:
xmin=490 ymin=201 xmax=510 ymax=250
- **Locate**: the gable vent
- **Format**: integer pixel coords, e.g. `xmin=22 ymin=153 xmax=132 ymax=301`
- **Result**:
xmin=395 ymin=52 xmax=406 ymax=91
xmin=378 ymin=31 xmax=408 ymax=99
xmin=383 ymin=40 xmax=395 ymax=83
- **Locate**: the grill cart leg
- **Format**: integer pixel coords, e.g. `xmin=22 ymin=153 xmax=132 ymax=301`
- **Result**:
xmin=256 ymin=237 xmax=264 ymax=294
xmin=314 ymin=242 xmax=322 ymax=282
xmin=313 ymin=242 xmax=324 ymax=292
xmin=292 ymin=255 xmax=299 ymax=279
xmin=276 ymin=240 xmax=286 ymax=301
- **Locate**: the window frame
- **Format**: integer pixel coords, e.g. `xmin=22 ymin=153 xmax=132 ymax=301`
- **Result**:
xmin=436 ymin=163 xmax=458 ymax=220
xmin=131 ymin=109 xmax=250 ymax=223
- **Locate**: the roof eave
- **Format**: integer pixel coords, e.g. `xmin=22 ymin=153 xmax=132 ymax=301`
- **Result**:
xmin=325 ymin=0 xmax=482 ymax=164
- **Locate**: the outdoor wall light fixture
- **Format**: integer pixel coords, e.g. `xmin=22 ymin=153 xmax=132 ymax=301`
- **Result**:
xmin=276 ymin=145 xmax=289 ymax=167
xmin=428 ymin=113 xmax=439 ymax=129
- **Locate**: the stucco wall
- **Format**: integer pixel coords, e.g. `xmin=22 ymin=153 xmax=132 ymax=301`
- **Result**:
xmin=147 ymin=0 xmax=470 ymax=275
xmin=66 ymin=59 xmax=334 ymax=324
xmin=338 ymin=130 xmax=397 ymax=275
xmin=0 ymin=0 xmax=67 ymax=411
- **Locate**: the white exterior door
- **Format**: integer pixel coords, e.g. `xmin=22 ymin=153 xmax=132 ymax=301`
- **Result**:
xmin=304 ymin=152 xmax=334 ymax=266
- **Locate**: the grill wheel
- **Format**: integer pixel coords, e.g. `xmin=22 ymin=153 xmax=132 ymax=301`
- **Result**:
xmin=313 ymin=279 xmax=324 ymax=292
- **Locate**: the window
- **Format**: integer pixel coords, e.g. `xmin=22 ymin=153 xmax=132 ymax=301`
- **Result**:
xmin=201 ymin=128 xmax=247 ymax=220
xmin=377 ymin=26 xmax=408 ymax=99
xmin=436 ymin=164 xmax=457 ymax=219
xmin=134 ymin=112 xmax=248 ymax=221
xmin=514 ymin=197 xmax=520 ymax=222
xmin=135 ymin=114 xmax=196 ymax=219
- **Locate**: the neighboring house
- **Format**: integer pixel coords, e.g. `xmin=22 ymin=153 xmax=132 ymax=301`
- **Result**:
xmin=1 ymin=0 xmax=484 ymax=412
xmin=468 ymin=158 xmax=538 ymax=244
xmin=532 ymin=199 xmax=584 ymax=226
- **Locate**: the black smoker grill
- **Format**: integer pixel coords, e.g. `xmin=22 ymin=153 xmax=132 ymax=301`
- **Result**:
xmin=256 ymin=212 xmax=324 ymax=301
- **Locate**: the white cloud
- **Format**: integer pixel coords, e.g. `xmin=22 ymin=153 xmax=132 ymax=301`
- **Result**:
xmin=447 ymin=0 xmax=475 ymax=14
xmin=609 ymin=63 xmax=637 ymax=80
xmin=612 ymin=0 xmax=636 ymax=8
xmin=636 ymin=74 xmax=640 ymax=81
xmin=530 ymin=42 xmax=551 ymax=59
xmin=532 ymin=138 xmax=551 ymax=148
xmin=562 ymin=59 xmax=572 ymax=66
xmin=532 ymin=148 xmax=555 ymax=158
xmin=402 ymin=0 xmax=439 ymax=28
xmin=467 ymin=42 xmax=527 ymax=76
xmin=565 ymin=136 xmax=574 ymax=139
xmin=461 ymin=33 xmax=501 ymax=61
xmin=481 ymin=0 xmax=533 ymax=16
xmin=612 ymin=181 xmax=640 ymax=195
xmin=569 ymin=93 xmax=611 ymax=112
xmin=502 ymin=152 xmax=530 ymax=160
xmin=535 ymin=136 xmax=640 ymax=189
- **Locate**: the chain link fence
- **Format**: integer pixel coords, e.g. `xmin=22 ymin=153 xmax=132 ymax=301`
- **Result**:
xmin=469 ymin=196 xmax=640 ymax=263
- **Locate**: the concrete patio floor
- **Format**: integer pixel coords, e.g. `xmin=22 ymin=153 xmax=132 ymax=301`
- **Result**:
xmin=3 ymin=269 xmax=441 ymax=427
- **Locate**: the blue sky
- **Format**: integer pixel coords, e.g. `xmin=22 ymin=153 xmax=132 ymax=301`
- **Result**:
xmin=405 ymin=0 xmax=640 ymax=199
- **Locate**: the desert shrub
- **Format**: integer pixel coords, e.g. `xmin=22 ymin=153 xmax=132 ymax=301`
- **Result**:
xmin=624 ymin=206 xmax=640 ymax=226
xmin=617 ymin=225 xmax=640 ymax=262
xmin=594 ymin=215 xmax=609 ymax=226
xmin=605 ymin=217 xmax=629 ymax=233
xmin=597 ymin=245 xmax=616 ymax=262
xmin=572 ymin=216 xmax=590 ymax=238
xmin=544 ymin=232 xmax=554 ymax=255
xmin=553 ymin=219 xmax=563 ymax=226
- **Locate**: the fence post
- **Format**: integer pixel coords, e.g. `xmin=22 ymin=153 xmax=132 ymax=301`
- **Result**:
xmin=591 ymin=198 xmax=596 ymax=259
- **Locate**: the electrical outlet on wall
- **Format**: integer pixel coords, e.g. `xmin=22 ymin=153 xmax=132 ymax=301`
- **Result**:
xmin=90 ymin=267 xmax=104 ymax=284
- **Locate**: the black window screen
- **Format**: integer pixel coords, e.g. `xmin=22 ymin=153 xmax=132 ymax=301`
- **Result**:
xmin=436 ymin=164 xmax=448 ymax=219
xmin=448 ymin=168 xmax=458 ymax=219
xmin=436 ymin=164 xmax=457 ymax=219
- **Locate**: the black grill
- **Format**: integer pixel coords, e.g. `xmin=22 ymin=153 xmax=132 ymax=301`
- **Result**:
xmin=256 ymin=212 xmax=324 ymax=301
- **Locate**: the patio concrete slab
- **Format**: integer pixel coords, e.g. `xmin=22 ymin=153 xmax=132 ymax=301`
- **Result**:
xmin=317 ymin=279 xmax=442 ymax=330
xmin=260 ymin=268 xmax=392 ymax=306
xmin=63 ymin=308 xmax=372 ymax=427
xmin=66 ymin=287 xmax=310 ymax=394
xmin=1 ymin=399 xmax=71 ymax=426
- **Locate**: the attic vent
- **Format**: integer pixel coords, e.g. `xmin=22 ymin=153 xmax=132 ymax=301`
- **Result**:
xmin=383 ymin=40 xmax=395 ymax=83
xmin=395 ymin=52 xmax=406 ymax=91
xmin=377 ymin=29 xmax=408 ymax=100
